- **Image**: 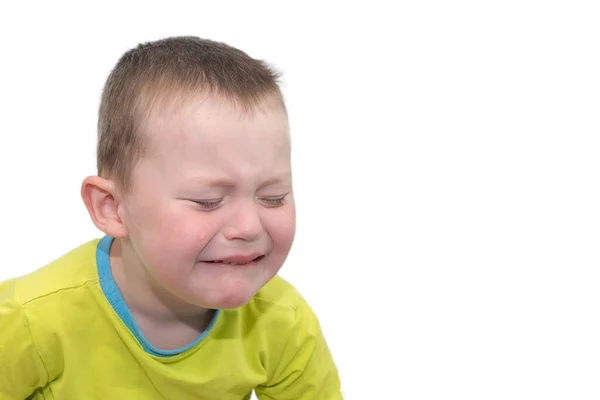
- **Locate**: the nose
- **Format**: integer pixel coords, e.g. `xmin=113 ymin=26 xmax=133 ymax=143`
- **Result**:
xmin=222 ymin=200 xmax=264 ymax=242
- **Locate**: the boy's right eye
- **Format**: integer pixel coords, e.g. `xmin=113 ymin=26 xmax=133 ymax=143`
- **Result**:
xmin=192 ymin=199 xmax=223 ymax=211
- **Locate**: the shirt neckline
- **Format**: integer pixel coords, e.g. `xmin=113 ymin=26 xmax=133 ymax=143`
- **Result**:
xmin=96 ymin=235 xmax=221 ymax=357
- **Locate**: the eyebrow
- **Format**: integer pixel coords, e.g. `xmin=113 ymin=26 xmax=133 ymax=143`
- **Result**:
xmin=195 ymin=174 xmax=291 ymax=188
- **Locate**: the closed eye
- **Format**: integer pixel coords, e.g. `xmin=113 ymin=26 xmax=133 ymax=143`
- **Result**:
xmin=192 ymin=199 xmax=223 ymax=211
xmin=260 ymin=195 xmax=288 ymax=208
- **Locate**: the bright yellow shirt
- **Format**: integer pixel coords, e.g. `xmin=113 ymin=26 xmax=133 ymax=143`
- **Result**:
xmin=0 ymin=237 xmax=341 ymax=399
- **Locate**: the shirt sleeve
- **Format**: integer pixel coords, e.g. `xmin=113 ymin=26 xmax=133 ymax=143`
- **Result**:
xmin=255 ymin=293 xmax=343 ymax=400
xmin=0 ymin=279 xmax=48 ymax=399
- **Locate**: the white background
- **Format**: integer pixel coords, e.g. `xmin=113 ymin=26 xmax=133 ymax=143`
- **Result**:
xmin=1 ymin=1 xmax=599 ymax=398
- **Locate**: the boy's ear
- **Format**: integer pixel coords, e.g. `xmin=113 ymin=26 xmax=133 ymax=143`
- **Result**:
xmin=81 ymin=176 xmax=129 ymax=238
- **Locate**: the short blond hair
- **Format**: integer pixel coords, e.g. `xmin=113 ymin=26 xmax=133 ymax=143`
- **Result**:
xmin=97 ymin=36 xmax=285 ymax=191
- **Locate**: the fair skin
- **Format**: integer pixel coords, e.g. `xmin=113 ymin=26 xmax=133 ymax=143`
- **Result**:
xmin=82 ymin=94 xmax=295 ymax=350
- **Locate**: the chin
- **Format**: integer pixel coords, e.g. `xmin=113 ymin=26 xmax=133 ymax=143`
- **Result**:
xmin=208 ymin=291 xmax=256 ymax=309
xmin=204 ymin=280 xmax=264 ymax=310
xmin=215 ymin=297 xmax=253 ymax=310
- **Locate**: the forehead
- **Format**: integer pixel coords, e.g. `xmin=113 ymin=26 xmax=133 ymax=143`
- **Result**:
xmin=133 ymin=93 xmax=291 ymax=185
xmin=141 ymin=93 xmax=288 ymax=147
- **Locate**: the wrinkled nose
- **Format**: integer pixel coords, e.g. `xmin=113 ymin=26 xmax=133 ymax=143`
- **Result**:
xmin=222 ymin=200 xmax=264 ymax=242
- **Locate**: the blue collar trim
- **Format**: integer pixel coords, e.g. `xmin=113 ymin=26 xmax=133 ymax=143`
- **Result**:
xmin=96 ymin=235 xmax=220 ymax=357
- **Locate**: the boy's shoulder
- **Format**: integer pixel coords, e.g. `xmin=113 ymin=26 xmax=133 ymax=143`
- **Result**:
xmin=12 ymin=238 xmax=101 ymax=305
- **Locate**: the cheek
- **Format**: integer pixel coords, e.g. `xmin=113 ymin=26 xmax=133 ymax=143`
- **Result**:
xmin=160 ymin=211 xmax=222 ymax=258
xmin=262 ymin=210 xmax=295 ymax=277
xmin=265 ymin=207 xmax=296 ymax=251
xmin=126 ymin=203 xmax=219 ymax=265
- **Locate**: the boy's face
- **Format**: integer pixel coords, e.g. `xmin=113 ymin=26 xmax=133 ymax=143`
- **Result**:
xmin=118 ymin=95 xmax=295 ymax=310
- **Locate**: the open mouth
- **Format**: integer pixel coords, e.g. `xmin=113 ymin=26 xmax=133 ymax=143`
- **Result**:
xmin=206 ymin=255 xmax=264 ymax=266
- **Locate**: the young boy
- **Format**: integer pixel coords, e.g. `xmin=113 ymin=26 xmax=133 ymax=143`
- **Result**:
xmin=0 ymin=36 xmax=341 ymax=399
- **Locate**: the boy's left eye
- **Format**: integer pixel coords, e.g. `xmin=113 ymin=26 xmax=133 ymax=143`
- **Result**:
xmin=260 ymin=195 xmax=287 ymax=207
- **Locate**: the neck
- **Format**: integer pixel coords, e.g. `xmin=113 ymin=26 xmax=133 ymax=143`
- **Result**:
xmin=109 ymin=238 xmax=214 ymax=328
